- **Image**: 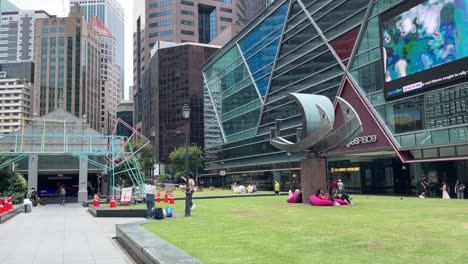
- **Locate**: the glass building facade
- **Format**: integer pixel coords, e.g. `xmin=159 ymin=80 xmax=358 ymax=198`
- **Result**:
xmin=203 ymin=0 xmax=468 ymax=195
xmin=70 ymin=0 xmax=125 ymax=99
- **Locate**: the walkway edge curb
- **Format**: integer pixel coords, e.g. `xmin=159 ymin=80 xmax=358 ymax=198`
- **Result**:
xmin=116 ymin=222 xmax=202 ymax=264
xmin=0 ymin=205 xmax=25 ymax=224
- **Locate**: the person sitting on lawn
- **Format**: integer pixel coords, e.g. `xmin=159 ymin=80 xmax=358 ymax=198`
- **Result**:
xmin=316 ymin=188 xmax=339 ymax=206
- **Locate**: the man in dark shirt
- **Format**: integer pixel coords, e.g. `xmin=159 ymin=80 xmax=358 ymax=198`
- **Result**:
xmin=419 ymin=176 xmax=429 ymax=198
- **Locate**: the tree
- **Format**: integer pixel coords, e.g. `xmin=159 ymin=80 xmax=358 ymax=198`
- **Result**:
xmin=156 ymin=173 xmax=170 ymax=184
xmin=0 ymin=158 xmax=28 ymax=203
xmin=169 ymin=145 xmax=204 ymax=179
xmin=128 ymin=139 xmax=153 ymax=174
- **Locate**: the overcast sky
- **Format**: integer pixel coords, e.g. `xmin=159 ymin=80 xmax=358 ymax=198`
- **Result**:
xmin=10 ymin=0 xmax=134 ymax=100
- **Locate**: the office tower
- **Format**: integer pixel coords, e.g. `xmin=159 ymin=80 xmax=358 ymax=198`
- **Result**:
xmin=34 ymin=4 xmax=101 ymax=129
xmin=236 ymin=0 xmax=275 ymax=23
xmin=0 ymin=10 xmax=52 ymax=62
xmin=145 ymin=0 xmax=235 ymax=45
xmin=69 ymin=0 xmax=125 ymax=99
xmin=117 ymin=99 xmax=133 ymax=137
xmin=0 ymin=72 xmax=32 ymax=134
xmin=89 ymin=16 xmax=120 ymax=134
xmin=132 ymin=16 xmax=146 ymax=132
xmin=142 ymin=42 xmax=219 ymax=164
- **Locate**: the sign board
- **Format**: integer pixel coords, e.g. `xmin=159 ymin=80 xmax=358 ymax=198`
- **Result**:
xmin=153 ymin=164 xmax=160 ymax=176
xmin=220 ymin=170 xmax=226 ymax=176
xmin=346 ymin=135 xmax=377 ymax=148
xmin=120 ymin=187 xmax=132 ymax=205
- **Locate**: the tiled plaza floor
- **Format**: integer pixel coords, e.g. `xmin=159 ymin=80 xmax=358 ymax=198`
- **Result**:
xmin=0 ymin=203 xmax=137 ymax=264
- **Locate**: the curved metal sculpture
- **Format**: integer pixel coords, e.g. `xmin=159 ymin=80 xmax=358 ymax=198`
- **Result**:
xmin=270 ymin=93 xmax=362 ymax=154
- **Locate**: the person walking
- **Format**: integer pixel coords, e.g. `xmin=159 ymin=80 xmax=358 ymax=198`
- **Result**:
xmin=29 ymin=188 xmax=37 ymax=206
xmin=59 ymin=186 xmax=66 ymax=206
xmin=274 ymin=181 xmax=280 ymax=196
xmin=332 ymin=178 xmax=338 ymax=195
xmin=337 ymin=179 xmax=344 ymax=194
xmin=455 ymin=180 xmax=465 ymax=199
xmin=145 ymin=180 xmax=156 ymax=219
xmin=181 ymin=176 xmax=196 ymax=210
xmin=441 ymin=181 xmax=450 ymax=199
xmin=419 ymin=176 xmax=429 ymax=198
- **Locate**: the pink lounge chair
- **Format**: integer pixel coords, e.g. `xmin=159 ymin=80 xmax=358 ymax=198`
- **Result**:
xmin=309 ymin=195 xmax=334 ymax=206
xmin=287 ymin=191 xmax=302 ymax=203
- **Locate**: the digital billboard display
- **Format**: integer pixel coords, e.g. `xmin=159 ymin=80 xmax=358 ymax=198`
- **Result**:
xmin=380 ymin=0 xmax=468 ymax=100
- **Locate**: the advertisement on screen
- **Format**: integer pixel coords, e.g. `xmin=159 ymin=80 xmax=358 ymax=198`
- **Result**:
xmin=380 ymin=0 xmax=468 ymax=100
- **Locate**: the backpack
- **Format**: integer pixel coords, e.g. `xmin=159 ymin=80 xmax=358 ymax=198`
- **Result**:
xmin=153 ymin=207 xmax=164 ymax=220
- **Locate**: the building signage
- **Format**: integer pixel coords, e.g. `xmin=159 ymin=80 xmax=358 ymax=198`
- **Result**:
xmin=346 ymin=135 xmax=377 ymax=148
xmin=330 ymin=167 xmax=360 ymax=173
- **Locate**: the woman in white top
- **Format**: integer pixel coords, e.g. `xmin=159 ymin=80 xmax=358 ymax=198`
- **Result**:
xmin=441 ymin=181 xmax=450 ymax=199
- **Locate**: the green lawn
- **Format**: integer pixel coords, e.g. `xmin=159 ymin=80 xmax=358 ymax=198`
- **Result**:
xmin=142 ymin=195 xmax=468 ymax=264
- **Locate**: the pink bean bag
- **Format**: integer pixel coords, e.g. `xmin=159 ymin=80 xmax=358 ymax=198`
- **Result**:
xmin=335 ymin=198 xmax=348 ymax=205
xmin=287 ymin=191 xmax=302 ymax=203
xmin=309 ymin=195 xmax=334 ymax=206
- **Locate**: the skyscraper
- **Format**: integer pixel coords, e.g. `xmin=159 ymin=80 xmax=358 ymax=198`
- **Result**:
xmin=69 ymin=0 xmax=125 ymax=99
xmin=89 ymin=16 xmax=120 ymax=134
xmin=235 ymin=0 xmax=275 ymax=24
xmin=0 ymin=10 xmax=52 ymax=62
xmin=34 ymin=4 xmax=101 ymax=129
xmin=0 ymin=72 xmax=32 ymax=134
xmin=144 ymin=0 xmax=235 ymax=45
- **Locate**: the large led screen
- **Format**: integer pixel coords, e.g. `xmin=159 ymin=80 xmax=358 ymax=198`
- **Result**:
xmin=380 ymin=0 xmax=468 ymax=100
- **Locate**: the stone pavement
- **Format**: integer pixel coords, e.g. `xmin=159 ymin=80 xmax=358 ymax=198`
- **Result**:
xmin=0 ymin=203 xmax=137 ymax=264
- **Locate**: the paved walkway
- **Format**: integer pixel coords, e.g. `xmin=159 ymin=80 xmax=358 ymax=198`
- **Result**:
xmin=0 ymin=204 xmax=137 ymax=264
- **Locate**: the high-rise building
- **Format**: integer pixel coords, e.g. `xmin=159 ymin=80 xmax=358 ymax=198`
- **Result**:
xmin=89 ymin=16 xmax=120 ymax=135
xmin=34 ymin=4 xmax=101 ymax=129
xmin=117 ymin=99 xmax=133 ymax=137
xmin=142 ymin=42 xmax=219 ymax=165
xmin=132 ymin=16 xmax=146 ymax=132
xmin=144 ymin=0 xmax=235 ymax=46
xmin=69 ymin=0 xmax=125 ymax=99
xmin=0 ymin=72 xmax=32 ymax=134
xmin=0 ymin=10 xmax=52 ymax=62
xmin=0 ymin=62 xmax=35 ymax=83
xmin=235 ymin=0 xmax=275 ymax=24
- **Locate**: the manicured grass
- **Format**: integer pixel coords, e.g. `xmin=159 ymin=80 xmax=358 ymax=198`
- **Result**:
xmin=143 ymin=195 xmax=468 ymax=264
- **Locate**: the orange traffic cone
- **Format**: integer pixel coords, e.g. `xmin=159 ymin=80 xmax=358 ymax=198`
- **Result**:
xmin=169 ymin=192 xmax=174 ymax=205
xmin=156 ymin=192 xmax=161 ymax=203
xmin=110 ymin=195 xmax=116 ymax=208
xmin=93 ymin=194 xmax=100 ymax=208
xmin=164 ymin=192 xmax=168 ymax=203
xmin=8 ymin=197 xmax=12 ymax=210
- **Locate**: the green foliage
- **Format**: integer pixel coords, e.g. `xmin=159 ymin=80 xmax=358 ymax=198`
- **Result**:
xmin=128 ymin=139 xmax=154 ymax=174
xmin=169 ymin=145 xmax=204 ymax=178
xmin=0 ymin=159 xmax=28 ymax=203
xmin=156 ymin=173 xmax=170 ymax=184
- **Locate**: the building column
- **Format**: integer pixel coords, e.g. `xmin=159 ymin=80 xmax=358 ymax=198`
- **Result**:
xmin=27 ymin=154 xmax=38 ymax=191
xmin=78 ymin=156 xmax=88 ymax=202
xmin=300 ymin=156 xmax=327 ymax=203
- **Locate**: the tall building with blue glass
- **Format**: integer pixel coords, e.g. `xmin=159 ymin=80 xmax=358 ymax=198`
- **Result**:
xmin=70 ymin=0 xmax=125 ymax=99
xmin=203 ymin=0 xmax=468 ymax=196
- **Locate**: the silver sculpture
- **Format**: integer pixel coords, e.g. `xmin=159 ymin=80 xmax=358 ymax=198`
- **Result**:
xmin=270 ymin=93 xmax=362 ymax=155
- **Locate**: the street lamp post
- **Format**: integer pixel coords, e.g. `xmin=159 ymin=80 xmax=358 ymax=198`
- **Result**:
xmin=287 ymin=152 xmax=292 ymax=191
xmin=151 ymin=126 xmax=157 ymax=181
xmin=182 ymin=104 xmax=191 ymax=217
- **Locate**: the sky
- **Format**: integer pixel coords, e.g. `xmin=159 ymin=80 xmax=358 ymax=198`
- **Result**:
xmin=9 ymin=0 xmax=134 ymax=100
